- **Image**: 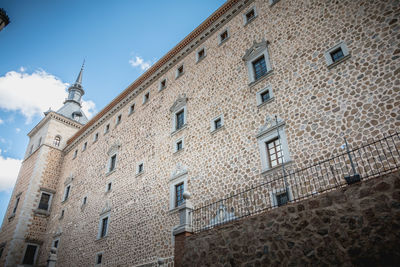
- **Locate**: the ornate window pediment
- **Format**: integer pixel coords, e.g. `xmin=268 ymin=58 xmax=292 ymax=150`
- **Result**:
xmin=170 ymin=94 xmax=187 ymax=113
xmin=107 ymin=143 xmax=121 ymax=156
xmin=242 ymin=40 xmax=268 ymax=61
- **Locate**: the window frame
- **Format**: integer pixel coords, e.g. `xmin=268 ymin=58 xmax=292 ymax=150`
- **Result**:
xmin=270 ymin=186 xmax=293 ymax=207
xmin=52 ymin=238 xmax=60 ymax=249
xmin=53 ymin=136 xmax=61 ymax=147
xmin=129 ymin=103 xmax=135 ymax=115
xmin=82 ymin=142 xmax=87 ymax=151
xmin=115 ymin=114 xmax=122 ymax=125
xmin=136 ymin=161 xmax=144 ymax=175
xmin=93 ymin=132 xmax=99 ymax=143
xmin=12 ymin=195 xmax=20 ymax=215
xmin=243 ymin=6 xmax=257 ymax=25
xmin=22 ymin=243 xmax=39 ymax=265
xmin=95 ymin=252 xmax=104 ymax=266
xmin=172 ymin=106 xmax=187 ymax=133
xmin=97 ymin=213 xmax=110 ymax=239
xmin=73 ymin=149 xmax=78 ymax=159
xmin=169 ymin=173 xmax=188 ymax=211
xmin=243 ymin=41 xmax=273 ymax=84
xmin=196 ymin=47 xmax=206 ymax=63
xmin=63 ymin=185 xmax=71 ymax=202
xmin=269 ymin=0 xmax=280 ymax=6
xmin=104 ymin=124 xmax=110 ymax=134
xmin=174 ymin=137 xmax=184 ymax=153
xmin=159 ymin=79 xmax=167 ymax=91
xmin=219 ymin=28 xmax=230 ymax=45
xmin=143 ymin=91 xmax=150 ymax=104
xmin=256 ymin=86 xmax=274 ymax=106
xmin=175 ymin=64 xmax=184 ymax=79
xmin=107 ymin=153 xmax=117 ymax=173
xmin=324 ymin=41 xmax=350 ymax=68
xmin=37 ymin=191 xmax=53 ymax=212
xmin=211 ymin=114 xmax=224 ymax=133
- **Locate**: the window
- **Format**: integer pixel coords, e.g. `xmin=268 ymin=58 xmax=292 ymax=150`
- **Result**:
xmin=129 ymin=103 xmax=135 ymax=115
xmin=106 ymin=182 xmax=112 ymax=192
xmin=13 ymin=196 xmax=20 ymax=214
xmin=38 ymin=192 xmax=52 ymax=211
xmin=211 ymin=115 xmax=224 ymax=132
xmin=143 ymin=92 xmax=150 ymax=104
xmin=137 ymin=162 xmax=144 ymax=175
xmin=52 ymin=239 xmax=59 ymax=249
xmin=22 ymin=244 xmax=39 ymax=265
xmin=324 ymin=41 xmax=350 ymax=67
xmin=60 ymin=210 xmax=64 ymax=218
xmin=270 ymin=187 xmax=293 ymax=207
xmin=176 ymin=64 xmax=184 ymax=78
xmin=93 ymin=132 xmax=99 ymax=142
xmin=83 ymin=196 xmax=87 ymax=205
xmin=175 ymin=183 xmax=184 ymax=208
xmin=98 ymin=215 xmax=109 ymax=239
xmin=116 ymin=114 xmax=122 ymax=125
xmin=108 ymin=154 xmax=117 ymax=173
xmin=257 ymin=118 xmax=291 ymax=173
xmin=38 ymin=137 xmax=42 ymax=148
xmin=243 ymin=40 xmax=272 ymax=84
xmin=104 ymin=124 xmax=110 ymax=134
xmin=256 ymin=86 xmax=274 ymax=106
xmin=176 ymin=110 xmax=185 ymax=130
xmin=63 ymin=185 xmax=71 ymax=202
xmin=73 ymin=150 xmax=78 ymax=159
xmin=29 ymin=145 xmax=33 ymax=155
xmin=53 ymin=136 xmax=61 ymax=147
xmin=0 ymin=245 xmax=4 ymax=258
xmin=266 ymin=138 xmax=284 ymax=168
xmin=159 ymin=79 xmax=167 ymax=91
xmin=269 ymin=0 xmax=280 ymax=5
xmin=243 ymin=7 xmax=257 ymax=24
xmin=197 ymin=48 xmax=206 ymax=62
xmin=219 ymin=29 xmax=229 ymax=44
xmin=82 ymin=142 xmax=87 ymax=151
xmin=96 ymin=252 xmax=103 ymax=265
xmin=176 ymin=139 xmax=183 ymax=152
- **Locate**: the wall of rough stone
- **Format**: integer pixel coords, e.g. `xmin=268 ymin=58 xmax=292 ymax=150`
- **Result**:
xmin=180 ymin=171 xmax=400 ymax=266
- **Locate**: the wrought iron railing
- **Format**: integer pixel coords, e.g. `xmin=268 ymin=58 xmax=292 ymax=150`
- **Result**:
xmin=191 ymin=131 xmax=400 ymax=233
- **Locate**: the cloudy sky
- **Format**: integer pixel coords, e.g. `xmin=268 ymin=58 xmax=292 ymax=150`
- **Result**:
xmin=0 ymin=0 xmax=225 ymax=222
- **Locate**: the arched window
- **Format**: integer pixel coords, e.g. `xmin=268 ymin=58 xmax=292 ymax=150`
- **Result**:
xmin=54 ymin=136 xmax=61 ymax=147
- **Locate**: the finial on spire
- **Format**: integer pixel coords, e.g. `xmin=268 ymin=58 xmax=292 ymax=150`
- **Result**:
xmin=75 ymin=59 xmax=85 ymax=85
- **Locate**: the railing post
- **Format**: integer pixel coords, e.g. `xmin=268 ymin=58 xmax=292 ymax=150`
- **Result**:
xmin=343 ymin=137 xmax=361 ymax=184
xmin=173 ymin=191 xmax=193 ymax=267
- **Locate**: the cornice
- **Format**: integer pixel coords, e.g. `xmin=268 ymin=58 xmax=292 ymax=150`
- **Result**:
xmin=28 ymin=111 xmax=82 ymax=138
xmin=64 ymin=0 xmax=253 ymax=152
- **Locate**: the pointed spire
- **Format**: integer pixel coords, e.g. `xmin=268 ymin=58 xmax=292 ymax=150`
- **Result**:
xmin=75 ymin=59 xmax=85 ymax=85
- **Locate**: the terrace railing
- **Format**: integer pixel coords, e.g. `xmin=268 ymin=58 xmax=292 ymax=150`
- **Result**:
xmin=191 ymin=131 xmax=400 ymax=233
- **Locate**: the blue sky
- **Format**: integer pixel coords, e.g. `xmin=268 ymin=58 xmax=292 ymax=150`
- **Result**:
xmin=0 ymin=0 xmax=225 ymax=223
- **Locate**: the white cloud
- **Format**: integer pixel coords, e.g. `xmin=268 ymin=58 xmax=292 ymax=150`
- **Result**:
xmin=19 ymin=66 xmax=26 ymax=72
xmin=0 ymin=152 xmax=21 ymax=192
xmin=0 ymin=68 xmax=96 ymax=123
xmin=15 ymin=128 xmax=20 ymax=133
xmin=129 ymin=55 xmax=152 ymax=71
xmin=0 ymin=118 xmax=3 ymax=124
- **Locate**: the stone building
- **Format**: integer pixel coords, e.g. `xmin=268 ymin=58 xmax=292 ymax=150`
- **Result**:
xmin=0 ymin=0 xmax=399 ymax=266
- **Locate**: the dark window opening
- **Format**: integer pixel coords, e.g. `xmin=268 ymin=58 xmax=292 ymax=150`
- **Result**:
xmin=38 ymin=192 xmax=51 ymax=211
xmin=97 ymin=253 xmax=103 ymax=264
xmin=177 ymin=65 xmax=184 ymax=76
xmin=175 ymin=183 xmax=184 ymax=207
xmin=13 ymin=197 xmax=20 ymax=214
xmin=214 ymin=118 xmax=222 ymax=130
xmin=246 ymin=9 xmax=255 ymax=22
xmin=100 ymin=217 xmax=108 ymax=238
xmin=176 ymin=140 xmax=183 ymax=151
xmin=330 ymin=47 xmax=344 ymax=62
xmin=109 ymin=155 xmax=116 ymax=172
xmin=129 ymin=104 xmax=135 ymax=114
xmin=198 ymin=49 xmax=205 ymax=61
xmin=261 ymin=90 xmax=270 ymax=103
xmin=83 ymin=196 xmax=87 ymax=205
xmin=253 ymin=55 xmax=267 ymax=80
xmin=107 ymin=183 xmax=112 ymax=192
xmin=276 ymin=191 xmax=288 ymax=207
xmin=64 ymin=186 xmax=70 ymax=201
xmin=160 ymin=79 xmax=166 ymax=90
xmin=22 ymin=245 xmax=37 ymax=265
xmin=53 ymin=240 xmax=59 ymax=249
xmin=176 ymin=110 xmax=185 ymax=130
xmin=220 ymin=30 xmax=228 ymax=42
xmin=138 ymin=163 xmax=143 ymax=173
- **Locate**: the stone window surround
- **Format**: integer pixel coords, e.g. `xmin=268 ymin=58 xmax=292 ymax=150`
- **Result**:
xmin=143 ymin=91 xmax=150 ymax=104
xmin=210 ymin=114 xmax=224 ymax=133
xmin=93 ymin=132 xmax=99 ymax=143
xmin=37 ymin=190 xmax=54 ymax=212
xmin=243 ymin=6 xmax=257 ymax=26
xmin=115 ymin=114 xmax=122 ymax=126
xmin=218 ymin=27 xmax=230 ymax=45
xmin=59 ymin=209 xmax=64 ymax=220
xmin=324 ymin=41 xmax=350 ymax=68
xmin=257 ymin=121 xmax=291 ymax=174
xmin=62 ymin=184 xmax=71 ymax=202
xmin=104 ymin=124 xmax=110 ymax=135
xmin=12 ymin=192 xmax=22 ymax=216
xmin=175 ymin=64 xmax=184 ymax=79
xmin=269 ymin=0 xmax=280 ymax=6
xmin=95 ymin=251 xmax=104 ymax=266
xmin=174 ymin=137 xmax=185 ymax=153
xmin=52 ymin=237 xmax=60 ymax=249
xmin=243 ymin=40 xmax=273 ymax=84
xmin=97 ymin=212 xmax=110 ymax=240
xmin=72 ymin=149 xmax=78 ymax=159
xmin=128 ymin=103 xmax=135 ymax=115
xmin=269 ymin=185 xmax=293 ymax=207
xmin=159 ymin=78 xmax=167 ymax=91
xmin=196 ymin=47 xmax=207 ymax=63
xmin=53 ymin=135 xmax=61 ymax=147
xmin=22 ymin=243 xmax=39 ymax=265
xmin=106 ymin=153 xmax=117 ymax=175
xmin=82 ymin=141 xmax=87 ymax=151
xmin=106 ymin=181 xmax=112 ymax=193
xmin=256 ymin=85 xmax=274 ymax=107
xmin=169 ymin=171 xmax=188 ymax=211
xmin=136 ymin=161 xmax=144 ymax=176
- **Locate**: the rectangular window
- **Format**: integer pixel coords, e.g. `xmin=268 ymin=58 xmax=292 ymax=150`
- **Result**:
xmin=176 ymin=140 xmax=183 ymax=152
xmin=105 ymin=124 xmax=110 ymax=134
xmin=245 ymin=8 xmax=256 ymax=23
xmin=116 ymin=114 xmax=121 ymax=125
xmin=83 ymin=142 xmax=87 ymax=151
xmin=175 ymin=183 xmax=184 ymax=207
xmin=38 ymin=192 xmax=51 ymax=211
xmin=107 ymin=182 xmax=112 ymax=192
xmin=53 ymin=239 xmax=59 ymax=249
xmin=266 ymin=138 xmax=284 ymax=168
xmin=330 ymin=47 xmax=344 ymax=63
xmin=29 ymin=145 xmax=33 ymax=155
xmin=220 ymin=29 xmax=229 ymax=44
xmin=276 ymin=191 xmax=288 ymax=206
xmin=83 ymin=196 xmax=87 ymax=205
xmin=96 ymin=253 xmax=103 ymax=264
xmin=260 ymin=90 xmax=270 ymax=103
xmin=109 ymin=154 xmax=116 ymax=172
xmin=73 ymin=150 xmax=78 ymax=159
xmin=129 ymin=103 xmax=135 ymax=114
xmin=159 ymin=79 xmax=166 ymax=91
xmin=143 ymin=92 xmax=150 ymax=104
xmin=94 ymin=133 xmax=99 ymax=142
xmin=61 ymin=210 xmax=64 ymax=218
xmin=176 ymin=65 xmax=184 ymax=78
xmin=22 ymin=244 xmax=38 ymax=265
xmin=252 ymin=55 xmax=267 ymax=80
xmin=64 ymin=185 xmax=71 ymax=201
xmin=176 ymin=110 xmax=185 ymax=130
xmin=197 ymin=48 xmax=205 ymax=62
xmin=138 ymin=163 xmax=143 ymax=174
xmin=100 ymin=217 xmax=108 ymax=238
xmin=0 ymin=246 xmax=4 ymax=258
xmin=214 ymin=118 xmax=222 ymax=130
xmin=13 ymin=197 xmax=20 ymax=214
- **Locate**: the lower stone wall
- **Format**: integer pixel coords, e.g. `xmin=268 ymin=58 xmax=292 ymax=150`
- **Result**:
xmin=180 ymin=171 xmax=400 ymax=266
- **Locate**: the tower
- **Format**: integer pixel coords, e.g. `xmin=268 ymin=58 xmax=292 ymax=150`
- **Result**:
xmin=0 ymin=65 xmax=89 ymax=267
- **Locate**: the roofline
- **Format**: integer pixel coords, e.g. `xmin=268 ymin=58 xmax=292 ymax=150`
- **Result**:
xmin=66 ymin=0 xmax=245 ymax=146
xmin=28 ymin=111 xmax=82 ymax=137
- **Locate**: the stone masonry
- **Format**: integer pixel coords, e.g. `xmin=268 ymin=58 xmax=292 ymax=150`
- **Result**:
xmin=0 ymin=0 xmax=399 ymax=266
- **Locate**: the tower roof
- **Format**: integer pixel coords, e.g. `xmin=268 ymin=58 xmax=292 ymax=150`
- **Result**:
xmin=75 ymin=60 xmax=85 ymax=85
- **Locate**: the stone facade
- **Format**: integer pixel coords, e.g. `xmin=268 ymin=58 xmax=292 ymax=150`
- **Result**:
xmin=0 ymin=0 xmax=399 ymax=266
xmin=179 ymin=171 xmax=400 ymax=266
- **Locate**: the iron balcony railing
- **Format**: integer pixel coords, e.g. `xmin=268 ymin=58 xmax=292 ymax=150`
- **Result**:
xmin=191 ymin=131 xmax=400 ymax=233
